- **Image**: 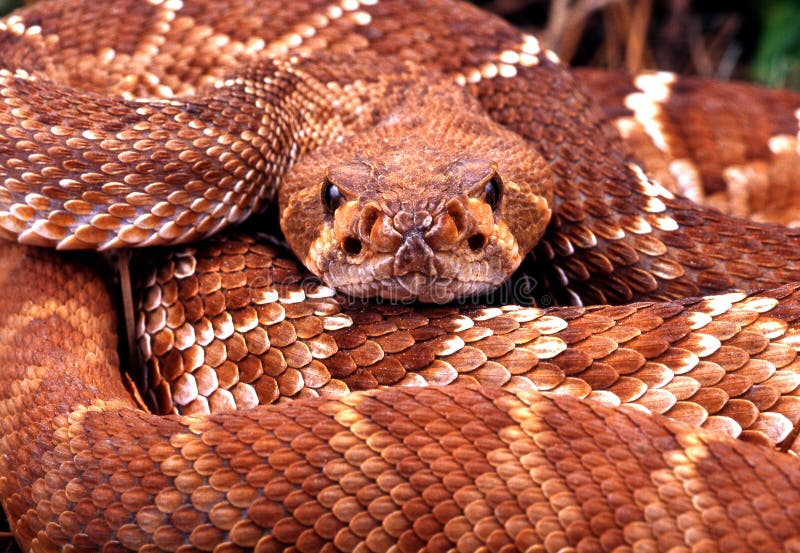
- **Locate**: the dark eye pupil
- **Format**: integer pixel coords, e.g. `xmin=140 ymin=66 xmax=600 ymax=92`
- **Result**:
xmin=485 ymin=175 xmax=502 ymax=210
xmin=322 ymin=179 xmax=342 ymax=213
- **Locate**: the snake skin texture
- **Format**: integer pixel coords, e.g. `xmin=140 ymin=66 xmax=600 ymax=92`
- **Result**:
xmin=137 ymin=234 xmax=800 ymax=455
xmin=6 ymin=244 xmax=800 ymax=552
xmin=2 ymin=0 xmax=800 ymax=551
xmin=575 ymin=68 xmax=800 ymax=227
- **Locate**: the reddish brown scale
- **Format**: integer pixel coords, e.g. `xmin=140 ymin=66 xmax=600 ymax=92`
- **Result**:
xmin=578 ymin=67 xmax=800 ymax=227
xmin=2 ymin=0 xmax=800 ymax=551
xmin=5 ymin=246 xmax=800 ymax=552
xmin=131 ymin=235 xmax=800 ymax=544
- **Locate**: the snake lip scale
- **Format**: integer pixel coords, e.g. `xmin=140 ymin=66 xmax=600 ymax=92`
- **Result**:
xmin=2 ymin=0 xmax=800 ymax=552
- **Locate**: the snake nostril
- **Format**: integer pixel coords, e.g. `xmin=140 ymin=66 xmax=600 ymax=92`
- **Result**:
xmin=359 ymin=205 xmax=380 ymax=240
xmin=447 ymin=200 xmax=469 ymax=235
xmin=343 ymin=237 xmax=363 ymax=255
xmin=467 ymin=233 xmax=487 ymax=251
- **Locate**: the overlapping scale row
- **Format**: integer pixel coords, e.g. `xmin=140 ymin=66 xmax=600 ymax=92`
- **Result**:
xmin=3 ymin=245 xmax=800 ymax=552
xmin=576 ymin=68 xmax=800 ymax=227
xmin=139 ymin=234 xmax=800 ymax=453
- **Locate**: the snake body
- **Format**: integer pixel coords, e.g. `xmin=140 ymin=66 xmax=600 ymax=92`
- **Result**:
xmin=2 ymin=0 xmax=800 ymax=551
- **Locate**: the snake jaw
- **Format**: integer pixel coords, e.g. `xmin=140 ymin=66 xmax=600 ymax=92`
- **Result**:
xmin=307 ymin=201 xmax=523 ymax=303
xmin=294 ymin=190 xmax=523 ymax=303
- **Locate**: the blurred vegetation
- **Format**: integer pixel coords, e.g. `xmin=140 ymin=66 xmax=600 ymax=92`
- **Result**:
xmin=472 ymin=0 xmax=800 ymax=89
xmin=0 ymin=0 xmax=19 ymax=13
xmin=752 ymin=0 xmax=800 ymax=88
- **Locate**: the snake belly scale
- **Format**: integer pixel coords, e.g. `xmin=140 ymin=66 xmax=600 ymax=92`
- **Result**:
xmin=2 ymin=0 xmax=800 ymax=552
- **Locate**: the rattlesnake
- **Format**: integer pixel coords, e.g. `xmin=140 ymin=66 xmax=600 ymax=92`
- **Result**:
xmin=2 ymin=0 xmax=800 ymax=551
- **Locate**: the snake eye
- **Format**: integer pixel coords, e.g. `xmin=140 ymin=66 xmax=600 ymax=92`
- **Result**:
xmin=483 ymin=173 xmax=502 ymax=210
xmin=322 ymin=178 xmax=342 ymax=214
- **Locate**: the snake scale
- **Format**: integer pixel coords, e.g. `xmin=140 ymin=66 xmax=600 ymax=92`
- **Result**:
xmin=2 ymin=0 xmax=800 ymax=551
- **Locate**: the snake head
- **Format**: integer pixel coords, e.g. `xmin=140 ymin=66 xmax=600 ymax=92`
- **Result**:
xmin=279 ymin=84 xmax=553 ymax=303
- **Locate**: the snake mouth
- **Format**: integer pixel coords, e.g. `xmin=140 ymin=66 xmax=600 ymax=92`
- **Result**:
xmin=310 ymin=232 xmax=521 ymax=303
xmin=324 ymin=267 xmax=507 ymax=304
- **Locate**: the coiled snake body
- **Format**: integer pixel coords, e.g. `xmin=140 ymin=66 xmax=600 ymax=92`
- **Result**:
xmin=2 ymin=0 xmax=800 ymax=551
